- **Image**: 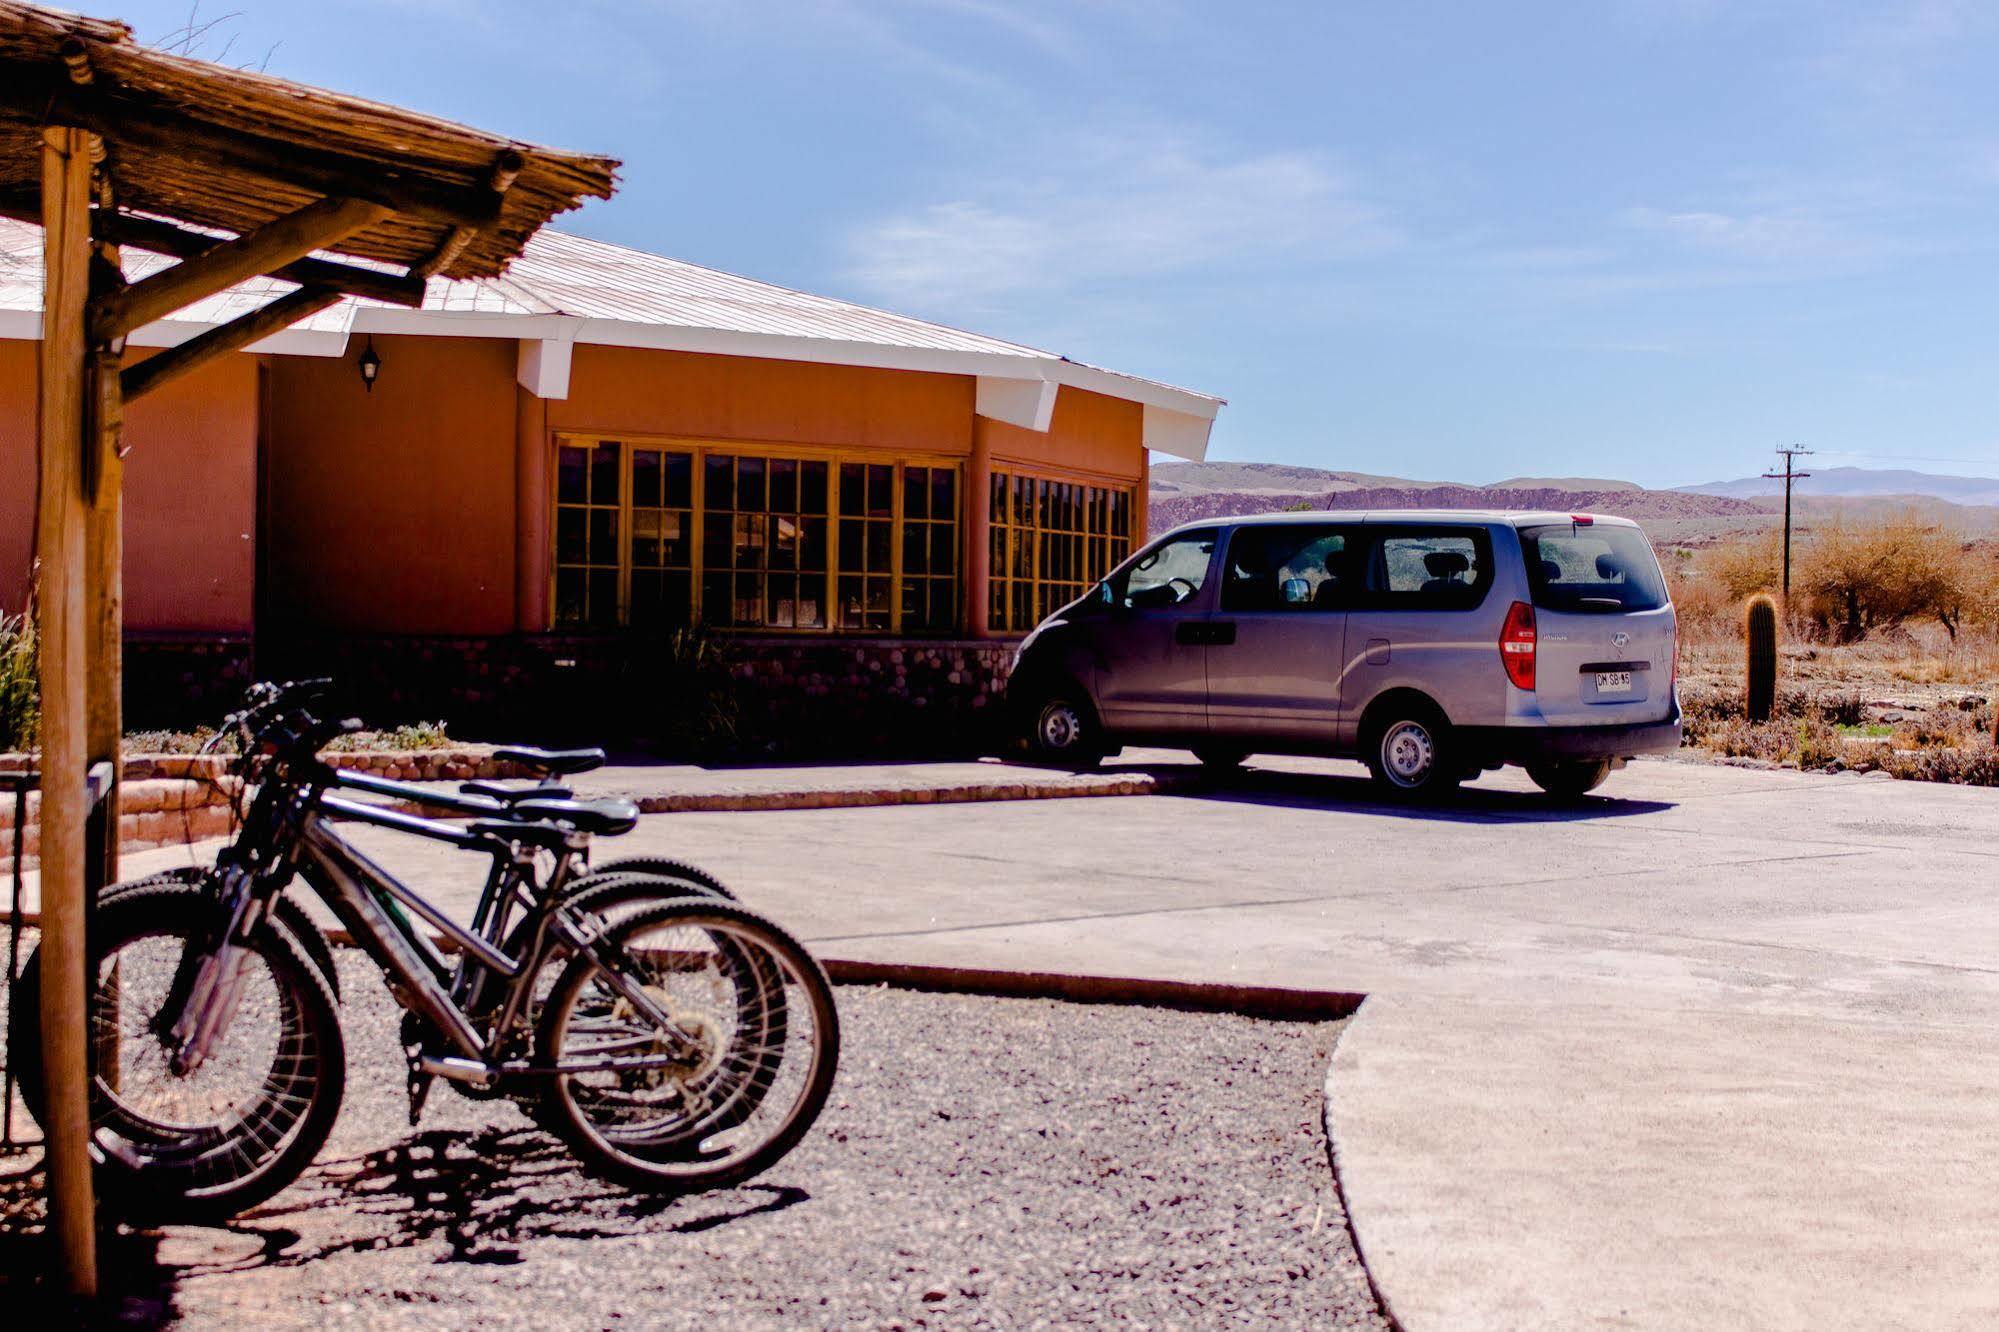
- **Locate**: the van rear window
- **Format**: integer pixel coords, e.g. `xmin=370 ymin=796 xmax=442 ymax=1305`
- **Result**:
xmin=1521 ymin=524 xmax=1668 ymax=613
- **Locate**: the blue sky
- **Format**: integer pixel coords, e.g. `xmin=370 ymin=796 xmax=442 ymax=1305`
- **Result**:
xmin=109 ymin=1 xmax=1999 ymax=487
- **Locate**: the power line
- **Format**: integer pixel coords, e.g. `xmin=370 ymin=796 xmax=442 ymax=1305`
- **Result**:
xmin=1762 ymin=447 xmax=1812 ymax=601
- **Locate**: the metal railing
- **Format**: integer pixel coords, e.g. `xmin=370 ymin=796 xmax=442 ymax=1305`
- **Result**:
xmin=2 ymin=761 xmax=115 ymax=1160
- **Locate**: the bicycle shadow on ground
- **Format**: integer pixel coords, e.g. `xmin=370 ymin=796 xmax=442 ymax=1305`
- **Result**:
xmin=185 ymin=1125 xmax=810 ymax=1272
xmin=1173 ymin=765 xmax=1676 ymax=824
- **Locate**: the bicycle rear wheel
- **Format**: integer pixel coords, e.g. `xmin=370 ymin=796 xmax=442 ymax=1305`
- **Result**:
xmin=8 ymin=882 xmax=345 ymax=1221
xmin=535 ymin=899 xmax=838 ymax=1193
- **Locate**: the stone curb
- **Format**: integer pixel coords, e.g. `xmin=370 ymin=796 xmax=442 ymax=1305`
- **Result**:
xmin=822 ymin=957 xmax=1364 ymax=1020
xmin=621 ymin=769 xmax=1203 ymax=814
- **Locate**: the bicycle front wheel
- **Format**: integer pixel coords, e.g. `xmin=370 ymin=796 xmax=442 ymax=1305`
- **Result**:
xmin=535 ymin=899 xmax=838 ymax=1193
xmin=9 ymin=882 xmax=345 ymax=1221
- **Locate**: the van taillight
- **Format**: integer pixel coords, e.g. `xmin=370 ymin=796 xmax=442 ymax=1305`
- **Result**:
xmin=1500 ymin=600 xmax=1536 ymax=691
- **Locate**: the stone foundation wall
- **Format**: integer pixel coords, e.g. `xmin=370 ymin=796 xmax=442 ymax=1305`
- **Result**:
xmin=158 ymin=632 xmax=1026 ymax=758
xmin=126 ymin=634 xmax=254 ymax=729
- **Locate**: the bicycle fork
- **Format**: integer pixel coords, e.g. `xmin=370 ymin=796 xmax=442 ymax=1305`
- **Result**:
xmin=166 ymin=865 xmax=265 ymax=1075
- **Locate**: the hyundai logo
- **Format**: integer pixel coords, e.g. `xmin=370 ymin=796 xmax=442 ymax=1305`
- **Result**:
xmin=1611 ymin=631 xmax=1631 ymax=649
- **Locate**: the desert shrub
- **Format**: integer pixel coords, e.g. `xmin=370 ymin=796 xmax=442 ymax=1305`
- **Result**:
xmin=0 ymin=607 xmax=37 ymax=752
xmin=1701 ymin=532 xmax=1784 ymax=601
xmin=326 ymin=720 xmax=451 ymax=752
xmin=1879 ymin=745 xmax=1999 ymax=786
xmin=1792 ymin=715 xmax=1845 ymax=769
xmin=1794 ymin=517 xmax=1984 ymax=643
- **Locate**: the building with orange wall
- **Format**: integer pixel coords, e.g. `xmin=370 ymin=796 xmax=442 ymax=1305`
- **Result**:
xmin=0 ymin=221 xmax=1222 ymax=746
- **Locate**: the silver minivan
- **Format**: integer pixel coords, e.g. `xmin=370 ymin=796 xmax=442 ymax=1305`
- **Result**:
xmin=1005 ymin=510 xmax=1681 ymax=797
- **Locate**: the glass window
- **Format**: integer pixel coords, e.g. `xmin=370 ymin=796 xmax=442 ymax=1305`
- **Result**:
xmin=1366 ymin=529 xmax=1494 ymax=609
xmin=988 ymin=469 xmax=1137 ymax=631
xmin=1222 ymin=525 xmax=1355 ymax=612
xmin=1113 ymin=530 xmax=1218 ymax=610
xmin=554 ymin=439 xmax=956 ymax=635
xmin=1521 ymin=523 xmax=1669 ymax=613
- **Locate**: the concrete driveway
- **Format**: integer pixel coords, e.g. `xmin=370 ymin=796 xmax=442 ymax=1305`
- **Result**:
xmin=100 ymin=752 xmax=1999 ymax=1327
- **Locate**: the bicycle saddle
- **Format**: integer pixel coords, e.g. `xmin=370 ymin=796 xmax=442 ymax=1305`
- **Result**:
xmin=492 ymin=745 xmax=606 ymax=776
xmin=469 ymin=798 xmax=639 ymax=844
xmin=461 ymin=780 xmax=573 ymax=803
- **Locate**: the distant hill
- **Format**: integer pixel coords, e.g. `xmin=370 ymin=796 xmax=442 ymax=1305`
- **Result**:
xmin=1148 ymin=461 xmax=1999 ymax=543
xmin=1679 ymin=465 xmax=1999 ymax=507
xmin=1149 ymin=462 xmax=1765 ymax=534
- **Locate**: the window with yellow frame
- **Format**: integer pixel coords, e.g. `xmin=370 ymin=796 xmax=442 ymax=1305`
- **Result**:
xmin=987 ymin=468 xmax=1135 ymax=632
xmin=553 ymin=437 xmax=959 ymax=635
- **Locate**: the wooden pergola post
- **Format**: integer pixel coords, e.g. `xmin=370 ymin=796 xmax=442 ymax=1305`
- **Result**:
xmin=35 ymin=122 xmax=98 ymax=1299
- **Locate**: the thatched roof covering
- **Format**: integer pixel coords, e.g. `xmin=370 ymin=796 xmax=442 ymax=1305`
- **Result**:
xmin=0 ymin=0 xmax=618 ymax=280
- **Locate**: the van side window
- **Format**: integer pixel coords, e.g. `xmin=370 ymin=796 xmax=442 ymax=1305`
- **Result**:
xmin=1221 ymin=525 xmax=1356 ymax=612
xmin=1111 ymin=530 xmax=1217 ymax=610
xmin=1365 ymin=530 xmax=1493 ymax=609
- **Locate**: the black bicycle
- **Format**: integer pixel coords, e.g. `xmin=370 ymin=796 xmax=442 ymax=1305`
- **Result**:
xmin=9 ymin=681 xmax=839 ymax=1219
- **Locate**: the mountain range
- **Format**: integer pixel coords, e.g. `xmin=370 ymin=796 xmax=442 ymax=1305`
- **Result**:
xmin=1150 ymin=462 xmax=1999 ymax=542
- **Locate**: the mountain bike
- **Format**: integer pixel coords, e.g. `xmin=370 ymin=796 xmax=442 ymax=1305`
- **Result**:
xmin=8 ymin=681 xmax=838 ymax=1220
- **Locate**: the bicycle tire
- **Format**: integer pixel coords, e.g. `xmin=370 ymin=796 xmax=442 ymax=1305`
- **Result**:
xmin=9 ymin=881 xmax=346 ymax=1222
xmin=535 ymin=898 xmax=838 ymax=1194
xmin=100 ymin=867 xmax=342 ymax=1000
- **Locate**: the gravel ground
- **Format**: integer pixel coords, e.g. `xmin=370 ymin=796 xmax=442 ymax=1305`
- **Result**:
xmin=3 ymin=950 xmax=1384 ymax=1330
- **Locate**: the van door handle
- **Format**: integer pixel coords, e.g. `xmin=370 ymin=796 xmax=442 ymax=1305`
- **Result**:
xmin=1175 ymin=621 xmax=1207 ymax=646
xmin=1208 ymin=621 xmax=1237 ymax=646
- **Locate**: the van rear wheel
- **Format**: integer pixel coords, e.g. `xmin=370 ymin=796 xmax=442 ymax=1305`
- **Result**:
xmin=1526 ymin=760 xmax=1612 ymax=798
xmin=1363 ymin=706 xmax=1462 ymax=799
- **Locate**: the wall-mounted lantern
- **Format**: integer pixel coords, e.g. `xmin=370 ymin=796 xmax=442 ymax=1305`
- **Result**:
xmin=357 ymin=335 xmax=381 ymax=393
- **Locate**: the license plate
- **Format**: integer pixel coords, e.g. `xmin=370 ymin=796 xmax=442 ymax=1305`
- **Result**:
xmin=1595 ymin=670 xmax=1633 ymax=694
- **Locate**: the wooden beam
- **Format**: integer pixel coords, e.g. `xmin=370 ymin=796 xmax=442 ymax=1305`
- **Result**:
xmin=0 ymin=71 xmax=509 ymax=230
xmin=411 ymin=149 xmax=526 ymax=277
xmin=94 ymin=211 xmax=428 ymax=309
xmin=121 ymin=286 xmax=343 ymax=402
xmin=94 ymin=196 xmax=389 ymax=341
xmin=36 ymin=124 xmax=99 ymax=1300
xmin=0 ymin=190 xmax=428 ymax=309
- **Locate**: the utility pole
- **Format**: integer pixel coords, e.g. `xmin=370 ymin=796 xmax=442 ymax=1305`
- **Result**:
xmin=1762 ymin=446 xmax=1812 ymax=601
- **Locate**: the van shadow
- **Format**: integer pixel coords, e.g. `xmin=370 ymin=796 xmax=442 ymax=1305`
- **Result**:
xmin=134 ymin=1125 xmax=808 ymax=1281
xmin=1171 ymin=766 xmax=1675 ymax=824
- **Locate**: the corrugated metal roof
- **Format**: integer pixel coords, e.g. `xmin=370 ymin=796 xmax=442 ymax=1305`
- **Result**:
xmin=0 ymin=217 xmax=1221 ymax=408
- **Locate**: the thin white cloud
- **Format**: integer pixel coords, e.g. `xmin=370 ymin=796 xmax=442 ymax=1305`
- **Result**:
xmin=1621 ymin=206 xmax=1879 ymax=262
xmin=844 ymin=132 xmax=1396 ymax=314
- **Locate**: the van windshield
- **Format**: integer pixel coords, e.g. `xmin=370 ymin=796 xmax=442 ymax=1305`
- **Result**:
xmin=1521 ymin=523 xmax=1669 ymax=613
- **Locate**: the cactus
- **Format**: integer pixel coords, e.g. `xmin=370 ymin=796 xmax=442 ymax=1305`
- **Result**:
xmin=1744 ymin=593 xmax=1778 ymax=723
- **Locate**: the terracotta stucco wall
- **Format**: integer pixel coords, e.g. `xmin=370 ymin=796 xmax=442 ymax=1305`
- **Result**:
xmin=264 ymin=335 xmax=519 ymax=635
xmin=549 ymin=346 xmax=978 ymax=455
xmin=0 ymin=339 xmax=257 ymax=632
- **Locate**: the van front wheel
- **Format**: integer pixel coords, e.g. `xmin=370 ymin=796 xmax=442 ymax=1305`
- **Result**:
xmin=1022 ymin=690 xmax=1105 ymax=770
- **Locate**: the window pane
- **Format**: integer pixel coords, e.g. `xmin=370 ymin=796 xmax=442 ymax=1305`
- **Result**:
xmin=838 ymin=575 xmax=863 ymax=628
xmin=555 ymin=568 xmax=585 ymax=626
xmin=556 ymin=507 xmax=585 ymax=564
xmin=839 ymin=462 xmax=864 ymax=516
xmin=705 ymin=454 xmax=734 ymax=511
xmin=734 ymin=513 xmax=766 ymax=567
xmin=901 ymin=578 xmax=924 ymax=626
xmin=838 ymin=519 xmax=862 ymax=571
xmin=630 ymin=569 xmax=661 ymax=625
xmin=703 ymin=514 xmax=731 ymax=570
xmin=768 ymin=574 xmax=797 ymax=628
xmin=662 ymin=571 xmax=691 ymax=626
xmin=903 ymin=466 xmax=928 ymax=520
xmin=797 ymin=579 xmax=825 ymax=628
xmin=799 ymin=517 xmax=828 ymax=571
xmin=663 ymin=452 xmax=693 ymax=509
xmin=631 ymin=509 xmax=662 ymax=566
xmin=557 ymin=446 xmax=588 ymax=504
xmin=661 ymin=511 xmax=688 ymax=567
xmin=735 ymin=572 xmax=760 ymax=626
xmin=990 ymin=474 xmax=1005 ymax=522
xmin=866 ymin=520 xmax=891 ymax=571
xmin=590 ymin=444 xmax=619 ymax=503
xmin=1115 ymin=530 xmax=1217 ymax=608
xmin=868 ymin=465 xmax=893 ymax=517
xmin=802 ymin=460 xmax=829 ymax=514
xmin=737 ymin=455 xmax=766 ymax=511
xmin=701 ymin=572 xmax=730 ymax=626
xmin=771 ymin=514 xmax=799 ymax=570
xmin=903 ymin=523 xmax=928 ymax=575
xmin=587 ymin=568 xmax=618 ymax=628
xmin=932 ymin=468 xmax=954 ymax=521
xmin=929 ymin=580 xmax=955 ymax=631
xmin=631 ymin=450 xmax=662 ymax=509
xmin=931 ymin=523 xmax=953 ymax=574
xmin=770 ymin=458 xmax=797 ymax=513
xmin=589 ymin=508 xmax=618 ymax=564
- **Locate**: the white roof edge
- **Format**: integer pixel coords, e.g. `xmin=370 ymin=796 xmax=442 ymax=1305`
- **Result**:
xmin=3 ymin=299 xmax=1225 ymax=419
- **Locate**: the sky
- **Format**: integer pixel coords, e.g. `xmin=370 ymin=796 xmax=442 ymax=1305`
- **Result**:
xmin=98 ymin=0 xmax=1999 ymax=487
